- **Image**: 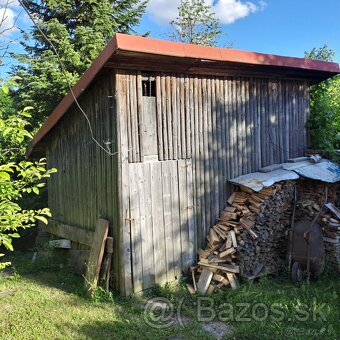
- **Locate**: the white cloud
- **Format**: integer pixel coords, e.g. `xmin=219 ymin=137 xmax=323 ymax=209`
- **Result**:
xmin=146 ymin=0 xmax=266 ymax=25
xmin=0 ymin=0 xmax=20 ymax=8
xmin=146 ymin=0 xmax=181 ymax=24
xmin=0 ymin=0 xmax=20 ymax=36
xmin=213 ymin=0 xmax=261 ymax=24
xmin=0 ymin=7 xmax=17 ymax=35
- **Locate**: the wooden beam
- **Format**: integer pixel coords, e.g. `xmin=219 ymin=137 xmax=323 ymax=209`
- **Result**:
xmin=84 ymin=219 xmax=109 ymax=296
xmin=46 ymin=220 xmax=94 ymax=247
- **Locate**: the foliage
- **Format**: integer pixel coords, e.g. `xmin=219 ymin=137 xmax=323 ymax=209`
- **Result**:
xmin=13 ymin=0 xmax=147 ymax=125
xmin=305 ymin=46 xmax=340 ymax=160
xmin=170 ymin=0 xmax=222 ymax=47
xmin=0 ymin=81 xmax=57 ymax=269
xmin=304 ymin=44 xmax=335 ymax=62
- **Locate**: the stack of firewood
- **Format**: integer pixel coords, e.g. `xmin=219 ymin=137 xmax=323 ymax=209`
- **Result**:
xmin=190 ymin=181 xmax=295 ymax=295
xmin=190 ymin=179 xmax=340 ymax=295
xmin=296 ymin=180 xmax=340 ymax=272
xmin=321 ymin=207 xmax=340 ymax=271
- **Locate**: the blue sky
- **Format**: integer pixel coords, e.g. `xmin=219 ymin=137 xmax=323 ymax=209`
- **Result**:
xmin=0 ymin=0 xmax=339 ymax=78
xmin=138 ymin=0 xmax=340 ymax=62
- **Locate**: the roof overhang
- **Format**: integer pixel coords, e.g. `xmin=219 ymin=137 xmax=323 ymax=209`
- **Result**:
xmin=27 ymin=33 xmax=340 ymax=158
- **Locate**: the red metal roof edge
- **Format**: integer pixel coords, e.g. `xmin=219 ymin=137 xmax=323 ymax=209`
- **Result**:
xmin=115 ymin=33 xmax=340 ymax=73
xmin=27 ymin=33 xmax=340 ymax=157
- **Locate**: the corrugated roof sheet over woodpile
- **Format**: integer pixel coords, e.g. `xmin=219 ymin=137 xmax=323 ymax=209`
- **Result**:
xmin=229 ymin=159 xmax=340 ymax=192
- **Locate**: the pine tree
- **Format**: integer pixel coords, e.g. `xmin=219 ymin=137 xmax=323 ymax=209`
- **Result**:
xmin=13 ymin=0 xmax=147 ymax=124
xmin=170 ymin=0 xmax=222 ymax=47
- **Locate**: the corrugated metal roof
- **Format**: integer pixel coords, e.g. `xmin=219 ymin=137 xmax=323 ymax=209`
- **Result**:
xmin=229 ymin=159 xmax=340 ymax=191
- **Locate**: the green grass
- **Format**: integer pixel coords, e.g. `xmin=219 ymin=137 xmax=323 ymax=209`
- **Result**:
xmin=0 ymin=252 xmax=339 ymax=340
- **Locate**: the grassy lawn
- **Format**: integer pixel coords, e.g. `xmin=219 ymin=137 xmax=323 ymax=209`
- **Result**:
xmin=0 ymin=252 xmax=339 ymax=339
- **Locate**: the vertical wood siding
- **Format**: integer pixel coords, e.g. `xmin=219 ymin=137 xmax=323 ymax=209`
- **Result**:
xmin=46 ymin=68 xmax=310 ymax=295
xmin=46 ymin=72 xmax=121 ymax=289
xmin=117 ymin=71 xmax=310 ymax=293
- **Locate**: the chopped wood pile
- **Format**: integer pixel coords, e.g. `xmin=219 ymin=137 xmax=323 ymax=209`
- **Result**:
xmin=190 ymin=181 xmax=295 ymax=295
xmin=190 ymin=179 xmax=340 ymax=295
xmin=296 ymin=180 xmax=340 ymax=272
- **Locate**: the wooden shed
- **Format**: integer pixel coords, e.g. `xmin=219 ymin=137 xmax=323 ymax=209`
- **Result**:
xmin=28 ymin=34 xmax=339 ymax=295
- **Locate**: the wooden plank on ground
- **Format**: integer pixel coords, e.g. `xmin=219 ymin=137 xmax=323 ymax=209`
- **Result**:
xmin=197 ymin=269 xmax=213 ymax=295
xmin=226 ymin=272 xmax=240 ymax=290
xmin=84 ymin=219 xmax=109 ymax=295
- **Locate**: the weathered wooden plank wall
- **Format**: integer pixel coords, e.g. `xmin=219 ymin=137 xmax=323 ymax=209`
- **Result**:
xmin=46 ymin=72 xmax=121 ymax=289
xmin=120 ymin=159 xmax=194 ymax=292
xmin=117 ymin=71 xmax=310 ymax=293
xmin=46 ymin=68 xmax=310 ymax=295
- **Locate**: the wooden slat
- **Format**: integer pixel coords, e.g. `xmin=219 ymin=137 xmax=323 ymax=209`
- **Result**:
xmin=161 ymin=75 xmax=169 ymax=159
xmin=126 ymin=74 xmax=133 ymax=162
xmin=193 ymin=76 xmax=201 ymax=246
xmin=141 ymin=163 xmax=155 ymax=289
xmin=171 ymin=161 xmax=181 ymax=277
xmin=202 ymin=78 xmax=211 ymax=232
xmin=84 ymin=219 xmax=109 ymax=295
xmin=178 ymin=160 xmax=189 ymax=271
xmin=171 ymin=75 xmax=178 ymax=159
xmin=130 ymin=73 xmax=140 ymax=162
xmin=180 ymin=75 xmax=187 ymax=159
xmin=129 ymin=164 xmax=143 ymax=292
xmin=150 ymin=162 xmax=167 ymax=285
xmin=185 ymin=76 xmax=191 ymax=158
xmin=186 ymin=159 xmax=195 ymax=266
xmin=121 ymin=163 xmax=133 ymax=295
xmin=198 ymin=76 xmax=206 ymax=243
xmin=162 ymin=161 xmax=175 ymax=281
xmin=176 ymin=76 xmax=182 ymax=159
xmin=211 ymin=77 xmax=220 ymax=221
xmin=166 ymin=75 xmax=173 ymax=159
xmin=156 ymin=74 xmax=164 ymax=160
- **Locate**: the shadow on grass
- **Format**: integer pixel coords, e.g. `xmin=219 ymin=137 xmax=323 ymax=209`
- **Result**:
xmin=5 ymin=251 xmax=85 ymax=296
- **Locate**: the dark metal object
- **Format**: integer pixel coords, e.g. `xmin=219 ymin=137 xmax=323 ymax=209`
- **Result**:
xmin=289 ymin=220 xmax=325 ymax=279
xmin=288 ymin=187 xmax=328 ymax=282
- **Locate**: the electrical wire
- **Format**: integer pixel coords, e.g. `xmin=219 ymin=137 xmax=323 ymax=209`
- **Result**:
xmin=18 ymin=0 xmax=117 ymax=156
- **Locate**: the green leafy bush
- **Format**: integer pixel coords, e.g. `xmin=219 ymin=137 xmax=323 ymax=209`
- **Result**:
xmin=305 ymin=46 xmax=340 ymax=161
xmin=0 ymin=80 xmax=57 ymax=269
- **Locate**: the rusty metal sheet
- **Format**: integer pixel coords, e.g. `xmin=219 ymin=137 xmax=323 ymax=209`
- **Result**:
xmin=229 ymin=169 xmax=299 ymax=192
xmin=291 ymin=160 xmax=340 ymax=183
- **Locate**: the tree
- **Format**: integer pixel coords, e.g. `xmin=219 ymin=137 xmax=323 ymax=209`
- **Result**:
xmin=13 ymin=0 xmax=147 ymax=125
xmin=170 ymin=0 xmax=222 ymax=47
xmin=0 ymin=80 xmax=57 ymax=269
xmin=304 ymin=44 xmax=335 ymax=62
xmin=304 ymin=46 xmax=340 ymax=158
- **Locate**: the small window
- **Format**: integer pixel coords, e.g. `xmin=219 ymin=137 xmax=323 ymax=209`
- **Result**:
xmin=142 ymin=75 xmax=156 ymax=97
